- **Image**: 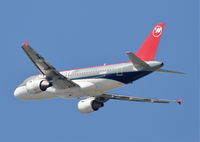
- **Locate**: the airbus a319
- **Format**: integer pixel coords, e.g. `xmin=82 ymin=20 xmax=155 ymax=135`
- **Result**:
xmin=14 ymin=23 xmax=183 ymax=113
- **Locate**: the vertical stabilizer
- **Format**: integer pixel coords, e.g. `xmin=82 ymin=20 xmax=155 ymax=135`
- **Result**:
xmin=136 ymin=23 xmax=165 ymax=61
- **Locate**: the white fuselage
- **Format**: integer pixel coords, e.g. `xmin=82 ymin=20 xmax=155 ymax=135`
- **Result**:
xmin=14 ymin=61 xmax=163 ymax=100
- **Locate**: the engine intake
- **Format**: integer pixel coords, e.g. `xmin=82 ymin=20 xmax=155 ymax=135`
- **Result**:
xmin=77 ymin=97 xmax=104 ymax=114
xmin=26 ymin=79 xmax=51 ymax=94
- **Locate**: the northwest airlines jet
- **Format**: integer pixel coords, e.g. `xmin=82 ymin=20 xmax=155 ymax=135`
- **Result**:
xmin=14 ymin=23 xmax=183 ymax=113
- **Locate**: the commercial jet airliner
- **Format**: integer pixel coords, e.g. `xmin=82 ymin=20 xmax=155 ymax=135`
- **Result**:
xmin=14 ymin=23 xmax=183 ymax=113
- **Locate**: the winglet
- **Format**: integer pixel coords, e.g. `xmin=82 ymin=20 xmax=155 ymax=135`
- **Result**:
xmin=24 ymin=40 xmax=30 ymax=47
xmin=177 ymin=99 xmax=183 ymax=105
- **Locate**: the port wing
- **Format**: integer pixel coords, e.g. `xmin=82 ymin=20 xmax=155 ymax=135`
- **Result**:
xmin=21 ymin=41 xmax=79 ymax=89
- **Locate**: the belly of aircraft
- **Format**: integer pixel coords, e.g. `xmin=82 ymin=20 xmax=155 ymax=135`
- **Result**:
xmin=45 ymin=78 xmax=125 ymax=99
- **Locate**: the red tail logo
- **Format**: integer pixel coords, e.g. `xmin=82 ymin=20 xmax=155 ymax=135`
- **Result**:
xmin=136 ymin=23 xmax=165 ymax=61
xmin=152 ymin=25 xmax=163 ymax=37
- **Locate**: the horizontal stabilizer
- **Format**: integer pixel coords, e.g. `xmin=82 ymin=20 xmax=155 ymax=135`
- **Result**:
xmin=126 ymin=51 xmax=151 ymax=70
xmin=156 ymin=69 xmax=185 ymax=74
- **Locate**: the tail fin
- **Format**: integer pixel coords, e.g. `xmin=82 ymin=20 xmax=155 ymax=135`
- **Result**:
xmin=136 ymin=23 xmax=166 ymax=61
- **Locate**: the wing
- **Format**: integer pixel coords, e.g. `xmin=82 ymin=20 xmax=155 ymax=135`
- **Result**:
xmin=21 ymin=41 xmax=79 ymax=89
xmin=97 ymin=93 xmax=182 ymax=104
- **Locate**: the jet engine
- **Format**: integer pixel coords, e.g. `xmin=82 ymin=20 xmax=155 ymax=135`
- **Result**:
xmin=77 ymin=97 xmax=104 ymax=113
xmin=26 ymin=79 xmax=51 ymax=94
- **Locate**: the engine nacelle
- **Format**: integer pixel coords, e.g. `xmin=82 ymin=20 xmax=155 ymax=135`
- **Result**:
xmin=77 ymin=97 xmax=104 ymax=114
xmin=26 ymin=79 xmax=50 ymax=94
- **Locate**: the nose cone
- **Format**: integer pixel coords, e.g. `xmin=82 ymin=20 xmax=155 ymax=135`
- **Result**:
xmin=14 ymin=86 xmax=27 ymax=99
xmin=14 ymin=87 xmax=21 ymax=99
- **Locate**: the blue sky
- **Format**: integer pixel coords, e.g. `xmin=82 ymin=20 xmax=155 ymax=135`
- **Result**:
xmin=0 ymin=0 xmax=198 ymax=142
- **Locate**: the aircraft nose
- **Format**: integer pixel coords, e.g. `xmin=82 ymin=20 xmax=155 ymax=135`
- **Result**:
xmin=14 ymin=86 xmax=27 ymax=99
xmin=14 ymin=88 xmax=21 ymax=98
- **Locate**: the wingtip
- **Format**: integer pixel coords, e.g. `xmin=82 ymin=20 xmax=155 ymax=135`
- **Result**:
xmin=24 ymin=40 xmax=30 ymax=47
xmin=177 ymin=99 xmax=183 ymax=105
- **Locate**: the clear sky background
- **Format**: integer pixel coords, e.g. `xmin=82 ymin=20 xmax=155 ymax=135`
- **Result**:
xmin=0 ymin=0 xmax=199 ymax=142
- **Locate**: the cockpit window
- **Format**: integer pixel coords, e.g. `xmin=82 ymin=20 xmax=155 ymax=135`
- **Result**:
xmin=19 ymin=82 xmax=26 ymax=87
xmin=18 ymin=75 xmax=38 ymax=87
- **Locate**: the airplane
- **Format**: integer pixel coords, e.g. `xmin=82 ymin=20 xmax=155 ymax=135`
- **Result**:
xmin=14 ymin=23 xmax=184 ymax=113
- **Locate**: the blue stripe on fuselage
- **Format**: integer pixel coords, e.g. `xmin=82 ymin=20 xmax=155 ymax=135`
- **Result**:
xmin=71 ymin=71 xmax=152 ymax=84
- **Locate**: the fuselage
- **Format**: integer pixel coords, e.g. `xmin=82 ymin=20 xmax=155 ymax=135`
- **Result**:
xmin=14 ymin=61 xmax=163 ymax=100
